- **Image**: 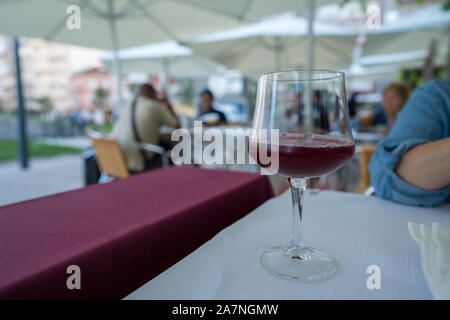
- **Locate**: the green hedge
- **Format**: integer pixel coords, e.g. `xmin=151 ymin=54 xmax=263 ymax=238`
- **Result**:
xmin=0 ymin=139 xmax=82 ymax=163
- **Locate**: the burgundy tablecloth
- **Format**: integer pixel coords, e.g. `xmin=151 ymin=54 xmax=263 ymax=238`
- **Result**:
xmin=0 ymin=166 xmax=273 ymax=299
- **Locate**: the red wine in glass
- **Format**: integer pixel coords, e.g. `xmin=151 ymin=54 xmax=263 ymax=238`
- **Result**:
xmin=251 ymin=133 xmax=355 ymax=178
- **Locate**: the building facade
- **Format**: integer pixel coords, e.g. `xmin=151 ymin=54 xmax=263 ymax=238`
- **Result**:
xmin=0 ymin=35 xmax=104 ymax=113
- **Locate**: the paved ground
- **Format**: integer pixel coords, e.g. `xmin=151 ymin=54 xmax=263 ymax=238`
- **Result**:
xmin=37 ymin=137 xmax=91 ymax=149
xmin=0 ymin=154 xmax=84 ymax=206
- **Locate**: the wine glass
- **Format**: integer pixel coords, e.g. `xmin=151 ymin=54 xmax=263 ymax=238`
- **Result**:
xmin=249 ymin=70 xmax=355 ymax=281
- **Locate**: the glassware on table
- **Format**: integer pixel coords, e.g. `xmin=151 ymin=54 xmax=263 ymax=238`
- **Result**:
xmin=249 ymin=70 xmax=355 ymax=281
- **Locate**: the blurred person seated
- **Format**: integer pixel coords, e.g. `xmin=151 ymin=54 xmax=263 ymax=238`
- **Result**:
xmin=363 ymin=82 xmax=410 ymax=130
xmin=347 ymin=92 xmax=359 ymax=119
xmin=283 ymin=92 xmax=301 ymax=131
xmin=312 ymin=90 xmax=330 ymax=131
xmin=369 ymin=79 xmax=450 ymax=207
xmin=295 ymin=91 xmax=330 ymax=132
xmin=111 ymin=84 xmax=180 ymax=173
xmin=347 ymin=92 xmax=360 ymax=130
xmin=283 ymin=107 xmax=298 ymax=131
xmin=196 ymin=89 xmax=227 ymax=125
xmin=157 ymin=89 xmax=179 ymax=148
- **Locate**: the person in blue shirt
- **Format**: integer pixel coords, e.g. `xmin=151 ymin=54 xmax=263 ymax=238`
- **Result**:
xmin=369 ymin=79 xmax=450 ymax=207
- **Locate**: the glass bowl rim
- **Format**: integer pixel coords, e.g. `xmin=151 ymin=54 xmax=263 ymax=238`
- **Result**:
xmin=259 ymin=69 xmax=345 ymax=82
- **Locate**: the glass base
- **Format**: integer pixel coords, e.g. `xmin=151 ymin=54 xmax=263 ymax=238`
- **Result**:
xmin=261 ymin=245 xmax=337 ymax=281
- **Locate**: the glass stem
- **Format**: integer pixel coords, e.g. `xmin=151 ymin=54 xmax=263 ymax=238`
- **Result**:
xmin=289 ymin=177 xmax=308 ymax=247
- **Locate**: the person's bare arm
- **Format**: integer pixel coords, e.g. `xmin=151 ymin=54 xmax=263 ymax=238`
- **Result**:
xmin=395 ymin=137 xmax=450 ymax=190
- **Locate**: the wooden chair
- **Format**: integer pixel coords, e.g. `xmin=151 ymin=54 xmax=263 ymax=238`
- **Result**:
xmin=87 ymin=130 xmax=171 ymax=183
xmin=355 ymin=144 xmax=377 ymax=194
xmin=87 ymin=130 xmax=130 ymax=181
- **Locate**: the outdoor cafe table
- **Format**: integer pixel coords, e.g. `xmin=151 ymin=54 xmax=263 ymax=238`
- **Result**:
xmin=0 ymin=166 xmax=274 ymax=299
xmin=126 ymin=190 xmax=450 ymax=300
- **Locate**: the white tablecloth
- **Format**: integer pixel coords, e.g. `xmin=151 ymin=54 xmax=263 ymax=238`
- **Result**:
xmin=125 ymin=191 xmax=450 ymax=300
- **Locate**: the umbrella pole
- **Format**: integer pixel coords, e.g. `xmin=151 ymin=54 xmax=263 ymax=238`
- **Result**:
xmin=307 ymin=0 xmax=315 ymax=70
xmin=13 ymin=37 xmax=28 ymax=169
xmin=275 ymin=38 xmax=282 ymax=70
xmin=163 ymin=59 xmax=170 ymax=91
xmin=107 ymin=0 xmax=123 ymax=110
xmin=305 ymin=0 xmax=315 ymax=132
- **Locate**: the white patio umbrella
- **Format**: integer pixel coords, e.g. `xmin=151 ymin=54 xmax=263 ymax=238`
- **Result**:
xmin=185 ymin=9 xmax=357 ymax=132
xmin=185 ymin=12 xmax=357 ymax=76
xmin=102 ymin=40 xmax=225 ymax=80
xmin=0 ymin=0 xmax=338 ymax=168
xmin=346 ymin=49 xmax=443 ymax=80
xmin=358 ymin=51 xmax=429 ymax=67
xmin=0 ymin=0 xmax=334 ymax=167
xmin=362 ymin=4 xmax=450 ymax=60
xmin=0 ymin=0 xmax=325 ymax=107
xmin=344 ymin=64 xmax=399 ymax=79
xmin=0 ymin=0 xmax=331 ymax=50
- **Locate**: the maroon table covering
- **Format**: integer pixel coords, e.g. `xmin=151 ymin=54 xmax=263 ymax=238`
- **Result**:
xmin=0 ymin=166 xmax=273 ymax=299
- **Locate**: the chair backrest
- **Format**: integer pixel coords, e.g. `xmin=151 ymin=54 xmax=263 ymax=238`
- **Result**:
xmin=356 ymin=144 xmax=377 ymax=194
xmin=87 ymin=130 xmax=130 ymax=179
